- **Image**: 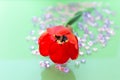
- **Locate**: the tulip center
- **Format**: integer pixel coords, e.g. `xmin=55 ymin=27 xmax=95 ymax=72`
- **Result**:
xmin=55 ymin=35 xmax=68 ymax=44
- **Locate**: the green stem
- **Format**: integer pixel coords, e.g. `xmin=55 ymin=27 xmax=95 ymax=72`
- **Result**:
xmin=66 ymin=11 xmax=82 ymax=27
xmin=66 ymin=8 xmax=94 ymax=27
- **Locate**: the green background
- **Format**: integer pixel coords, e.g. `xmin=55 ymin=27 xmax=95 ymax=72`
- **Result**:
xmin=0 ymin=0 xmax=120 ymax=80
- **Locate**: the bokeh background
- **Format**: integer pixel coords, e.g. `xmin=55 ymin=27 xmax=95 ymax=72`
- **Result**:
xmin=0 ymin=0 xmax=120 ymax=80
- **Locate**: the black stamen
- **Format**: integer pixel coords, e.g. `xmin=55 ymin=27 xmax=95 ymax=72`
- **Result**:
xmin=55 ymin=35 xmax=68 ymax=43
xmin=61 ymin=35 xmax=67 ymax=42
xmin=55 ymin=35 xmax=61 ymax=40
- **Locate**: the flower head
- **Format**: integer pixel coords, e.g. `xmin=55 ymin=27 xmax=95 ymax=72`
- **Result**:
xmin=38 ymin=25 xmax=79 ymax=64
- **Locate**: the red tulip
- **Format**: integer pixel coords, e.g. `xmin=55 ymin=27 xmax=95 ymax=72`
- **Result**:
xmin=38 ymin=25 xmax=79 ymax=64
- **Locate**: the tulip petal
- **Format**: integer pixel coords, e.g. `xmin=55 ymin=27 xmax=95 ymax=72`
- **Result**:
xmin=38 ymin=32 xmax=54 ymax=56
xmin=69 ymin=43 xmax=79 ymax=60
xmin=66 ymin=34 xmax=78 ymax=49
xmin=49 ymin=42 xmax=71 ymax=64
xmin=47 ymin=26 xmax=71 ymax=36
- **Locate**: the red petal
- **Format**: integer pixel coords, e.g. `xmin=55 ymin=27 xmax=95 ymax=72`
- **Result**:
xmin=66 ymin=34 xmax=78 ymax=49
xmin=49 ymin=42 xmax=71 ymax=64
xmin=68 ymin=36 xmax=79 ymax=60
xmin=69 ymin=43 xmax=79 ymax=60
xmin=38 ymin=32 xmax=54 ymax=56
xmin=47 ymin=26 xmax=71 ymax=36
